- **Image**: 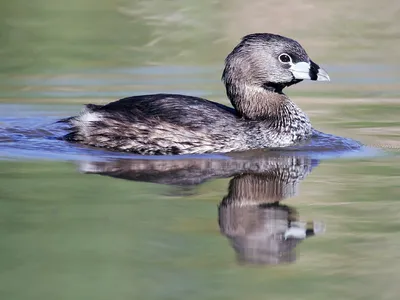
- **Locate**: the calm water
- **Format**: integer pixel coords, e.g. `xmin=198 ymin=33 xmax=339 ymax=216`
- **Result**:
xmin=1 ymin=1 xmax=400 ymax=299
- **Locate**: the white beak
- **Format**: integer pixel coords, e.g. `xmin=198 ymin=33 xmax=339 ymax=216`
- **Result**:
xmin=290 ymin=61 xmax=330 ymax=81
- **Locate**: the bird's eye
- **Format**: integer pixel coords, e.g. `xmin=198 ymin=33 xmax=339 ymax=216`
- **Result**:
xmin=279 ymin=53 xmax=292 ymax=64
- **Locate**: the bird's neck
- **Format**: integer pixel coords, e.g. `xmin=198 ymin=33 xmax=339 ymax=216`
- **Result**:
xmin=225 ymin=82 xmax=313 ymax=147
xmin=227 ymin=83 xmax=309 ymax=125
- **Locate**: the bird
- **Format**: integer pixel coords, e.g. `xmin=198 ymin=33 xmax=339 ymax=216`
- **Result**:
xmin=61 ymin=33 xmax=358 ymax=155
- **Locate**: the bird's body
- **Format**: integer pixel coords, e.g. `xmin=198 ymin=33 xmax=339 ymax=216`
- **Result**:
xmin=62 ymin=33 xmax=358 ymax=155
xmin=65 ymin=93 xmax=312 ymax=154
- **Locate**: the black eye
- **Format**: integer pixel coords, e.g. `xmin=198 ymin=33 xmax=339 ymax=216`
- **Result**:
xmin=279 ymin=53 xmax=292 ymax=64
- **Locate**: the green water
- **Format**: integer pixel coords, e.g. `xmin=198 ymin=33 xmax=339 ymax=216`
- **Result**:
xmin=1 ymin=1 xmax=400 ymax=299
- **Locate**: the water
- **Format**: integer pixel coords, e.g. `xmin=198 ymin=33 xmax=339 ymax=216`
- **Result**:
xmin=1 ymin=1 xmax=400 ymax=299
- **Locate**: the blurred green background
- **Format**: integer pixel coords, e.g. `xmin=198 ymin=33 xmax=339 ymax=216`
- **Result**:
xmin=1 ymin=0 xmax=400 ymax=299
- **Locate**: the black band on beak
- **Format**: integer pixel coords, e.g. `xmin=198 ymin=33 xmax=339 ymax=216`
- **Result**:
xmin=309 ymin=60 xmax=319 ymax=81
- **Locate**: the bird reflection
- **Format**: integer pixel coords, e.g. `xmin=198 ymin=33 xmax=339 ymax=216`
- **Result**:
xmin=219 ymin=173 xmax=324 ymax=265
xmin=79 ymin=151 xmax=324 ymax=265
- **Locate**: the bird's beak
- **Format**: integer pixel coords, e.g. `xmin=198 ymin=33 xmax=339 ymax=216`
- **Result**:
xmin=290 ymin=60 xmax=330 ymax=81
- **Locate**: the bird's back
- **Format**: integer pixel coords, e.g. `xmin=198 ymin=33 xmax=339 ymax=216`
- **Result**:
xmin=64 ymin=94 xmax=247 ymax=154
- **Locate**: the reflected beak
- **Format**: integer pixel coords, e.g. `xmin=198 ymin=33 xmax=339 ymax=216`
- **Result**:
xmin=290 ymin=60 xmax=330 ymax=81
xmin=284 ymin=221 xmax=326 ymax=240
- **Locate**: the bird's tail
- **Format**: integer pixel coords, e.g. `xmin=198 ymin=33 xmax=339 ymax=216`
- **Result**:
xmin=56 ymin=103 xmax=103 ymax=124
